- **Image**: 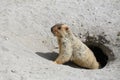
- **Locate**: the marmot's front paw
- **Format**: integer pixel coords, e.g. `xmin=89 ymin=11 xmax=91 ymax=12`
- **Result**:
xmin=54 ymin=61 xmax=63 ymax=64
xmin=54 ymin=61 xmax=57 ymax=64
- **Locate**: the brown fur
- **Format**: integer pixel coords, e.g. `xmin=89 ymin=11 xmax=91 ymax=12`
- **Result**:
xmin=51 ymin=24 xmax=99 ymax=69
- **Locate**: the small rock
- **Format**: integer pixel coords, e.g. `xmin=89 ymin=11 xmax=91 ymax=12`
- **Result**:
xmin=108 ymin=22 xmax=112 ymax=24
xmin=11 ymin=70 xmax=16 ymax=73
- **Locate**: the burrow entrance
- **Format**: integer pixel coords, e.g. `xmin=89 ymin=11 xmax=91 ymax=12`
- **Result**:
xmin=84 ymin=34 xmax=115 ymax=68
xmin=87 ymin=45 xmax=108 ymax=68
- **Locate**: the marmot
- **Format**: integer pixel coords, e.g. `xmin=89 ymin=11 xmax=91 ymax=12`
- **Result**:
xmin=51 ymin=23 xmax=100 ymax=69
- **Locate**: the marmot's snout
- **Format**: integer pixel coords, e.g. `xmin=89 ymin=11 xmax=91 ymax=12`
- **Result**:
xmin=51 ymin=23 xmax=64 ymax=36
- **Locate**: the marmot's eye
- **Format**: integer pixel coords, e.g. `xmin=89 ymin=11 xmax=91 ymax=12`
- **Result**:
xmin=58 ymin=27 xmax=61 ymax=30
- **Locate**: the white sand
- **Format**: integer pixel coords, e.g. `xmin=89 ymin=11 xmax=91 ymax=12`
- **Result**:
xmin=0 ymin=0 xmax=120 ymax=80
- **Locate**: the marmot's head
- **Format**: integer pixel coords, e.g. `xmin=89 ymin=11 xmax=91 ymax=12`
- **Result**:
xmin=51 ymin=23 xmax=69 ymax=37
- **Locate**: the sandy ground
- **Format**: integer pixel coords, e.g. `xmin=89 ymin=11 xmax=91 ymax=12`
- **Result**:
xmin=0 ymin=0 xmax=120 ymax=80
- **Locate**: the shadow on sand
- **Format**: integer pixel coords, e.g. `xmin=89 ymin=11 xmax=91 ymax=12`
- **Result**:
xmin=35 ymin=52 xmax=80 ymax=68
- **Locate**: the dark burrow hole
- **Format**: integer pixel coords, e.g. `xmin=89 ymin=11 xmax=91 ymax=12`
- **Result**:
xmin=82 ymin=34 xmax=115 ymax=69
xmin=84 ymin=43 xmax=115 ymax=69
xmin=87 ymin=45 xmax=108 ymax=68
xmin=64 ymin=43 xmax=113 ymax=69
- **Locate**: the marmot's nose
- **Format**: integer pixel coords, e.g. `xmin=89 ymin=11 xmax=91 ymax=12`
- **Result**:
xmin=51 ymin=27 xmax=54 ymax=33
